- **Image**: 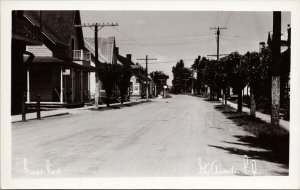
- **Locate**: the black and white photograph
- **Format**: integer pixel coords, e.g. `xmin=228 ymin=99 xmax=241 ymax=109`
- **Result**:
xmin=1 ymin=0 xmax=300 ymax=189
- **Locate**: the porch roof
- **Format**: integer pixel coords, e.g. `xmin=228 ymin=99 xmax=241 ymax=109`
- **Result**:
xmin=31 ymin=56 xmax=96 ymax=71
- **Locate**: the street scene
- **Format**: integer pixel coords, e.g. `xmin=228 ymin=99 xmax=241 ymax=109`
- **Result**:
xmin=11 ymin=10 xmax=290 ymax=177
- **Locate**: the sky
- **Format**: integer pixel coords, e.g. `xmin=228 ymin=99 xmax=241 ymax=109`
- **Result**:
xmin=80 ymin=11 xmax=291 ymax=86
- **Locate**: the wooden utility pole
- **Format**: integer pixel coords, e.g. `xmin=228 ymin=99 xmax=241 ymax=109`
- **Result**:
xmin=210 ymin=27 xmax=227 ymax=61
xmin=271 ymin=11 xmax=281 ymax=126
xmin=75 ymin=23 xmax=118 ymax=108
xmin=137 ymin=55 xmax=157 ymax=100
xmin=183 ymin=73 xmax=190 ymax=94
xmin=209 ymin=27 xmax=227 ymax=101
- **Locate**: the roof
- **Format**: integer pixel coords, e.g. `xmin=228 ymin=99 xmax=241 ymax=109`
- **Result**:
xmin=117 ymin=54 xmax=135 ymax=66
xmin=26 ymin=45 xmax=52 ymax=57
xmin=24 ymin=11 xmax=84 ymax=48
xmin=31 ymin=56 xmax=95 ymax=71
xmin=85 ymin=37 xmax=116 ymax=64
xmin=84 ymin=38 xmax=108 ymax=63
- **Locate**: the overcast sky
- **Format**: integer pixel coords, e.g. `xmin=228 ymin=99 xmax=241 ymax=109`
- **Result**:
xmin=81 ymin=11 xmax=290 ymax=85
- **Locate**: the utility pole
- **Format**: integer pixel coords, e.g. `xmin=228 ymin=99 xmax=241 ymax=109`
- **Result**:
xmin=75 ymin=23 xmax=118 ymax=109
xmin=209 ymin=27 xmax=228 ymax=102
xmin=137 ymin=55 xmax=157 ymax=100
xmin=271 ymin=11 xmax=281 ymax=126
xmin=210 ymin=27 xmax=227 ymax=61
xmin=183 ymin=73 xmax=189 ymax=94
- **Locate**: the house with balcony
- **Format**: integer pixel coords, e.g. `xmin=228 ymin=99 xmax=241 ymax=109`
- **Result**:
xmin=22 ymin=11 xmax=94 ymax=108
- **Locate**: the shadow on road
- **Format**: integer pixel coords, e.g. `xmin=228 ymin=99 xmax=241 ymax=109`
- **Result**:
xmin=89 ymin=100 xmax=153 ymax=111
xmin=204 ymin=98 xmax=221 ymax=103
xmin=210 ymin=104 xmax=289 ymax=171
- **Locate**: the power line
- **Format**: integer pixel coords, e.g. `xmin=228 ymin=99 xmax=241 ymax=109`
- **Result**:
xmin=143 ymin=58 xmax=195 ymax=64
xmin=117 ymin=38 xmax=214 ymax=46
xmin=112 ymin=27 xmax=173 ymax=59
xmin=116 ymin=34 xmax=214 ymax=42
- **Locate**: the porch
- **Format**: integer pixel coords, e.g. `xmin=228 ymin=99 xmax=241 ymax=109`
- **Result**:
xmin=26 ymin=56 xmax=95 ymax=106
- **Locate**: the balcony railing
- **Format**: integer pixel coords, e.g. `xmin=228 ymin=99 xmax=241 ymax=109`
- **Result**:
xmin=73 ymin=50 xmax=91 ymax=62
xmin=12 ymin=15 xmax=42 ymax=43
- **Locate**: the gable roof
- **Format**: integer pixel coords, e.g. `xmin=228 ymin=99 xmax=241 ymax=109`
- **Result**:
xmin=23 ymin=11 xmax=83 ymax=48
xmin=85 ymin=37 xmax=116 ymax=64
xmin=84 ymin=38 xmax=108 ymax=63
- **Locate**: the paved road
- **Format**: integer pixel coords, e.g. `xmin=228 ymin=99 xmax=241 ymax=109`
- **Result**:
xmin=12 ymin=95 xmax=288 ymax=177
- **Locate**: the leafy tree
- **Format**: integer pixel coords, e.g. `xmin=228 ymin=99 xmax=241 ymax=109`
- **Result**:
xmin=191 ymin=56 xmax=207 ymax=94
xmin=116 ymin=64 xmax=133 ymax=104
xmin=98 ymin=63 xmax=121 ymax=107
xmin=172 ymin=60 xmax=192 ymax=94
xmin=150 ymin=71 xmax=169 ymax=95
xmin=215 ymin=57 xmax=230 ymax=105
xmin=225 ymin=52 xmax=247 ymax=112
xmin=204 ymin=59 xmax=219 ymax=100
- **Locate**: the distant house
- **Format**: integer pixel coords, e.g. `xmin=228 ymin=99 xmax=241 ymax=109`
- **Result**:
xmin=24 ymin=11 xmax=94 ymax=107
xmin=117 ymin=53 xmax=156 ymax=99
xmin=11 ymin=11 xmax=43 ymax=115
xmin=84 ymin=36 xmax=119 ymax=102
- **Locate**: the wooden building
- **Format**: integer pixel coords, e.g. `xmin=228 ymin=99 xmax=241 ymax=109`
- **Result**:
xmin=84 ymin=36 xmax=119 ymax=102
xmin=117 ymin=53 xmax=156 ymax=99
xmin=24 ymin=11 xmax=94 ymax=107
xmin=11 ymin=11 xmax=43 ymax=115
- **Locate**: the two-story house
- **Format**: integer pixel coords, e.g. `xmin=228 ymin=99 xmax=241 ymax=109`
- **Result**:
xmin=24 ymin=11 xmax=94 ymax=107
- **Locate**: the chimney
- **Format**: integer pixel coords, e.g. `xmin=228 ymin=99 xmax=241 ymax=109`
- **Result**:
xmin=126 ymin=54 xmax=132 ymax=61
xmin=259 ymin=42 xmax=265 ymax=52
xmin=115 ymin=47 xmax=119 ymax=55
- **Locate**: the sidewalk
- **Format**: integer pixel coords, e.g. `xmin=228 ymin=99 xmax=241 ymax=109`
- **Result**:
xmin=11 ymin=99 xmax=150 ymax=123
xmin=226 ymin=101 xmax=289 ymax=131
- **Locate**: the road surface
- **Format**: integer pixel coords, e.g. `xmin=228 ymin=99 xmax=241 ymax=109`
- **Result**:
xmin=12 ymin=95 xmax=288 ymax=177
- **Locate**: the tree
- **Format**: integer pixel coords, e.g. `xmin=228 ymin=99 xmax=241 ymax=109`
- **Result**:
xmin=172 ymin=60 xmax=192 ymax=94
xmin=191 ymin=56 xmax=207 ymax=95
xmin=215 ymin=57 xmax=230 ymax=105
xmin=242 ymin=51 xmax=261 ymax=117
xmin=204 ymin=59 xmax=218 ymax=100
xmin=116 ymin=64 xmax=133 ymax=104
xmin=150 ymin=71 xmax=169 ymax=96
xmin=98 ymin=63 xmax=121 ymax=107
xmin=225 ymin=52 xmax=247 ymax=112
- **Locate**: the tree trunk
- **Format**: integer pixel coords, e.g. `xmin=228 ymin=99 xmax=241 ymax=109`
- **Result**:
xmin=250 ymin=87 xmax=256 ymax=117
xmin=221 ymin=88 xmax=225 ymax=105
xmin=223 ymin=87 xmax=228 ymax=106
xmin=237 ymin=89 xmax=243 ymax=112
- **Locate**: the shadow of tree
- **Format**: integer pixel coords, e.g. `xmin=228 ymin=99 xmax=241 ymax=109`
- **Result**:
xmin=204 ymin=99 xmax=221 ymax=103
xmin=210 ymin=104 xmax=289 ymax=170
xmin=89 ymin=100 xmax=153 ymax=111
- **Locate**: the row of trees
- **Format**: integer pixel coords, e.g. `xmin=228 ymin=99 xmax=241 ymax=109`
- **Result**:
xmin=191 ymin=45 xmax=290 ymax=117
